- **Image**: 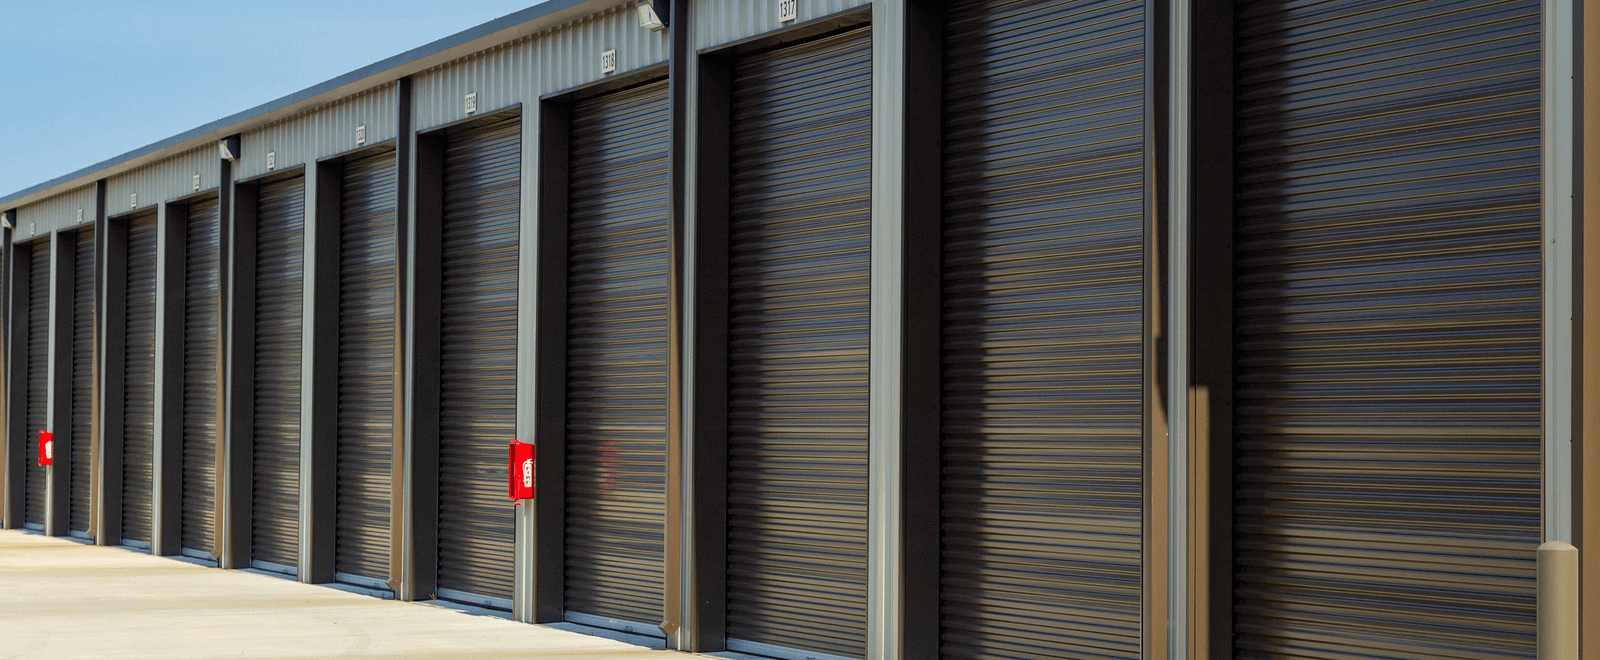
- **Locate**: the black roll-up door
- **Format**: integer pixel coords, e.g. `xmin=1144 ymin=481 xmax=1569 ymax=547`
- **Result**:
xmin=1232 ymin=1 xmax=1541 ymax=658
xmin=563 ymin=80 xmax=670 ymax=628
xmin=183 ymin=197 xmax=222 ymax=555
xmin=438 ymin=116 xmax=520 ymax=607
xmin=253 ymin=176 xmax=305 ymax=573
xmin=24 ymin=242 xmax=50 ymax=528
xmin=123 ymin=214 xmax=158 ymax=545
xmin=71 ymin=228 xmax=96 ymax=536
xmin=337 ymin=150 xmax=397 ymax=586
xmin=724 ymin=28 xmax=871 ymax=659
xmin=939 ymin=1 xmax=1146 ymax=657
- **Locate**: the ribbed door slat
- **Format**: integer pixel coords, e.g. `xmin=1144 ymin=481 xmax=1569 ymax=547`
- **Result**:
xmin=337 ymin=150 xmax=397 ymax=585
xmin=438 ymin=117 xmax=520 ymax=606
xmin=725 ymin=28 xmax=871 ymax=659
xmin=1232 ymin=1 xmax=1541 ymax=658
xmin=563 ymin=80 xmax=670 ymax=627
xmin=123 ymin=215 xmax=158 ymax=544
xmin=183 ymin=197 xmax=221 ymax=554
xmin=253 ymin=176 xmax=304 ymax=572
xmin=939 ymin=1 xmax=1145 ymax=658
xmin=71 ymin=229 xmax=96 ymax=535
xmin=25 ymin=243 xmax=50 ymax=527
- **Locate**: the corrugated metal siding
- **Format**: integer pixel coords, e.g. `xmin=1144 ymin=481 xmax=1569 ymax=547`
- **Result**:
xmin=123 ymin=215 xmax=159 ymax=545
xmin=436 ymin=117 xmax=521 ymax=607
xmin=1231 ymin=0 xmax=1542 ymax=658
xmin=183 ymin=197 xmax=222 ymax=554
xmin=693 ymin=0 xmax=871 ymax=50
xmin=724 ymin=28 xmax=872 ymax=659
xmin=71 ymin=228 xmax=96 ymax=536
xmin=563 ymin=79 xmax=670 ymax=627
xmin=252 ymin=176 xmax=305 ymax=573
xmin=314 ymin=86 xmax=400 ymax=160
xmin=25 ymin=241 xmax=51 ymax=527
xmin=105 ymin=147 xmax=219 ymax=211
xmin=15 ymin=187 xmax=95 ymax=239
xmin=336 ymin=149 xmax=398 ymax=586
xmin=412 ymin=3 xmax=667 ymax=132
xmin=238 ymin=115 xmax=316 ymax=182
xmin=939 ymin=1 xmax=1147 ymax=657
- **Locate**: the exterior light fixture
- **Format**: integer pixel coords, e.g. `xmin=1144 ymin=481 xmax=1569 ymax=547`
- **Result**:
xmin=639 ymin=0 xmax=668 ymax=30
xmin=219 ymin=135 xmax=241 ymax=162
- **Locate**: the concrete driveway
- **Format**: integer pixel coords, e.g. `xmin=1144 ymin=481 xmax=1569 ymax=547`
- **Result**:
xmin=0 ymin=529 xmax=688 ymax=660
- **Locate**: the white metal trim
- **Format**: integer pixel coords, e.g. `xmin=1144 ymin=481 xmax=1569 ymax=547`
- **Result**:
xmin=867 ymin=2 xmax=906 ymax=659
xmin=1541 ymin=0 xmax=1576 ymax=544
xmin=1167 ymin=0 xmax=1192 ymax=657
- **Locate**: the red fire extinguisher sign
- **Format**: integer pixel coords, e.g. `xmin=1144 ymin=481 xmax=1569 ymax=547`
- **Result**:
xmin=509 ymin=441 xmax=535 ymax=501
xmin=38 ymin=430 xmax=53 ymax=466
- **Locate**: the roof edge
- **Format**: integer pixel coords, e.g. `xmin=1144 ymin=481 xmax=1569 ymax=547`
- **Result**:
xmin=2 ymin=0 xmax=614 ymax=210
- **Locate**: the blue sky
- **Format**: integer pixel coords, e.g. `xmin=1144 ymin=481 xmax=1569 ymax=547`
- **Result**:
xmin=0 ymin=0 xmax=546 ymax=198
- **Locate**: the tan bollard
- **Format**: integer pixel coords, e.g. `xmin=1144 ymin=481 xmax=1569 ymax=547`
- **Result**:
xmin=1537 ymin=541 xmax=1579 ymax=660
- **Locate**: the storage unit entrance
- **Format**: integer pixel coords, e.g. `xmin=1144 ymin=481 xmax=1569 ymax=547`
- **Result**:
xmin=561 ymin=79 xmax=670 ymax=630
xmin=1229 ymin=0 xmax=1542 ymax=657
xmin=722 ymin=26 xmax=873 ymax=660
xmin=436 ymin=115 xmax=521 ymax=609
xmin=252 ymin=175 xmax=306 ymax=574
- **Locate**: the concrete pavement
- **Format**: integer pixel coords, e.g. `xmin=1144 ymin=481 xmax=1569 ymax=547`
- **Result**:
xmin=0 ymin=529 xmax=689 ymax=660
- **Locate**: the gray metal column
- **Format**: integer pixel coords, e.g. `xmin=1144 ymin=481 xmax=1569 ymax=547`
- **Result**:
xmin=520 ymin=99 xmax=556 ymax=625
xmin=662 ymin=0 xmax=690 ymax=643
xmin=211 ymin=157 xmax=233 ymax=560
xmin=301 ymin=159 xmax=341 ymax=583
xmin=0 ymin=212 xmax=10 ymax=529
xmin=152 ymin=201 xmax=187 ymax=555
xmin=3 ymin=238 xmax=31 ymax=529
xmin=46 ymin=230 xmax=74 ymax=536
xmin=389 ymin=77 xmax=412 ymax=593
xmin=88 ymin=182 xmax=106 ymax=540
xmin=1540 ymin=0 xmax=1579 ymax=547
xmin=1179 ymin=0 xmax=1235 ymax=657
xmin=96 ymin=208 xmax=126 ymax=545
xmin=676 ymin=13 xmax=733 ymax=651
xmin=866 ymin=2 xmax=942 ymax=659
xmin=400 ymin=82 xmax=443 ymax=602
xmin=221 ymin=169 xmax=257 ymax=569
xmin=1143 ymin=2 xmax=1173 ymax=657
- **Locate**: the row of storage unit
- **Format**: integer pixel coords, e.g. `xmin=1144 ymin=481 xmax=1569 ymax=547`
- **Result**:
xmin=1 ymin=0 xmax=1592 ymax=659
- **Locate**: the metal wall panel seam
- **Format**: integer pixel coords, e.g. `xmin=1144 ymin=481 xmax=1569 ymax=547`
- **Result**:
xmin=868 ymin=3 xmax=903 ymax=659
xmin=1542 ymin=0 xmax=1577 ymax=545
xmin=1167 ymin=0 xmax=1189 ymax=656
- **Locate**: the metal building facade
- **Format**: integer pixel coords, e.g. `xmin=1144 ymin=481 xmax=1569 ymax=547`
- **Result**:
xmin=1 ymin=1 xmax=1594 ymax=659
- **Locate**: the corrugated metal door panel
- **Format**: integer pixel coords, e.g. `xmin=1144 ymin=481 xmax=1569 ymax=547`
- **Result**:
xmin=1232 ymin=1 xmax=1541 ymax=658
xmin=938 ymin=1 xmax=1146 ymax=658
xmin=25 ymin=243 xmax=50 ymax=527
xmin=438 ymin=117 xmax=520 ymax=606
xmin=337 ymin=150 xmax=397 ymax=585
xmin=563 ymin=80 xmax=670 ymax=627
xmin=724 ymin=28 xmax=871 ymax=659
xmin=71 ymin=228 xmax=95 ymax=536
xmin=123 ymin=215 xmax=159 ymax=545
xmin=183 ymin=197 xmax=222 ymax=554
xmin=253 ymin=176 xmax=305 ymax=572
